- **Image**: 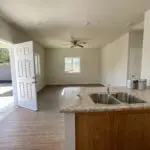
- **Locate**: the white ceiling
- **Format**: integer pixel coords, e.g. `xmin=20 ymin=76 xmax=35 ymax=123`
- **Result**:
xmin=0 ymin=0 xmax=149 ymax=48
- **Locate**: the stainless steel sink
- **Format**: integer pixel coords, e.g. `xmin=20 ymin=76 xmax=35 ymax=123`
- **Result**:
xmin=90 ymin=94 xmax=120 ymax=104
xmin=111 ymin=92 xmax=146 ymax=104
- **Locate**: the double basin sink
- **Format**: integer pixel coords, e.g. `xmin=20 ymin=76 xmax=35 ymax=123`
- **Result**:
xmin=90 ymin=92 xmax=146 ymax=105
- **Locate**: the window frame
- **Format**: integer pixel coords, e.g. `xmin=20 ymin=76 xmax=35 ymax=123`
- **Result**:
xmin=34 ymin=53 xmax=41 ymax=78
xmin=64 ymin=57 xmax=80 ymax=73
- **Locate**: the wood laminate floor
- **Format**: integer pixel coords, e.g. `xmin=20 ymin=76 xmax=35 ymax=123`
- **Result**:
xmin=0 ymin=85 xmax=88 ymax=150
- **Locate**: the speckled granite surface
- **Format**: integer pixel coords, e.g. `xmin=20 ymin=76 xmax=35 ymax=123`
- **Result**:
xmin=60 ymin=87 xmax=150 ymax=113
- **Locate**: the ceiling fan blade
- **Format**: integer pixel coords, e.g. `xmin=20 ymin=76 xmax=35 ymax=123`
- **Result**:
xmin=77 ymin=44 xmax=84 ymax=48
xmin=62 ymin=43 xmax=70 ymax=45
xmin=80 ymin=41 xmax=86 ymax=44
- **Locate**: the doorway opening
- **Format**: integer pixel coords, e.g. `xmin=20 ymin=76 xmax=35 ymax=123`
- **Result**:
xmin=127 ymin=30 xmax=143 ymax=80
xmin=0 ymin=41 xmax=14 ymax=120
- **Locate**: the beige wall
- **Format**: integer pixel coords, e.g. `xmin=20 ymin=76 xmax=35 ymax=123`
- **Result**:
xmin=0 ymin=17 xmax=30 ymax=43
xmin=45 ymin=48 xmax=101 ymax=85
xmin=141 ymin=10 xmax=150 ymax=86
xmin=99 ymin=33 xmax=129 ymax=86
xmin=34 ymin=43 xmax=46 ymax=92
xmin=129 ymin=30 xmax=143 ymax=49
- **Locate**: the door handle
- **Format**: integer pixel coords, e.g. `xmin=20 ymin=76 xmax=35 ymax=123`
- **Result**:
xmin=32 ymin=81 xmax=37 ymax=84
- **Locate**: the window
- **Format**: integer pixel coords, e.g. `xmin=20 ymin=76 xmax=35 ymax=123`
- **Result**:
xmin=35 ymin=53 xmax=41 ymax=77
xmin=0 ymin=48 xmax=9 ymax=65
xmin=65 ymin=57 xmax=80 ymax=73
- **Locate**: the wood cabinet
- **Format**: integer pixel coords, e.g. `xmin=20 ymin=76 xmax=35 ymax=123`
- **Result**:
xmin=76 ymin=112 xmax=115 ymax=150
xmin=75 ymin=109 xmax=150 ymax=150
xmin=114 ymin=110 xmax=150 ymax=150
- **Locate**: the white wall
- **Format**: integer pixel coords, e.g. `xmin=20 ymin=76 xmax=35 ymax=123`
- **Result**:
xmin=99 ymin=33 xmax=129 ymax=86
xmin=45 ymin=48 xmax=101 ymax=85
xmin=127 ymin=30 xmax=143 ymax=79
xmin=141 ymin=10 xmax=150 ymax=86
xmin=34 ymin=43 xmax=46 ymax=92
xmin=0 ymin=64 xmax=11 ymax=81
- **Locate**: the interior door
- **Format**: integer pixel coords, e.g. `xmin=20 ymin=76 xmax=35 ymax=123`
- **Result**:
xmin=13 ymin=41 xmax=37 ymax=111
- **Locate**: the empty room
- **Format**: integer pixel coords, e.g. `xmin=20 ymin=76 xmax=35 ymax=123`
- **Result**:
xmin=0 ymin=0 xmax=150 ymax=150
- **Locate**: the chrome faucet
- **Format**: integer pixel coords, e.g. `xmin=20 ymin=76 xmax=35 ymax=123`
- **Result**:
xmin=106 ymin=85 xmax=110 ymax=95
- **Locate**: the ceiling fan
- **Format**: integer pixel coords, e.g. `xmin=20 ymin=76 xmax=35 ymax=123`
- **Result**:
xmin=66 ymin=36 xmax=87 ymax=48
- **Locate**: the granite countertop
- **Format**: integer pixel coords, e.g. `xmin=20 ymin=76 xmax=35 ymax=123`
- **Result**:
xmin=60 ymin=86 xmax=150 ymax=113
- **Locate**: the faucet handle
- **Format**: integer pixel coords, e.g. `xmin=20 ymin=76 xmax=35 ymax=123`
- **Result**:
xmin=106 ymin=84 xmax=111 ymax=94
xmin=77 ymin=94 xmax=81 ymax=100
xmin=106 ymin=84 xmax=111 ymax=89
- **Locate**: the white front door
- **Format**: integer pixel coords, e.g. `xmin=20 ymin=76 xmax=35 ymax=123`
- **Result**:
xmin=13 ymin=41 xmax=37 ymax=111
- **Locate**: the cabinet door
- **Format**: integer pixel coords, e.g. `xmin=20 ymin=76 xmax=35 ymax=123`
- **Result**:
xmin=115 ymin=111 xmax=150 ymax=150
xmin=76 ymin=112 xmax=115 ymax=150
xmin=144 ymin=113 xmax=150 ymax=148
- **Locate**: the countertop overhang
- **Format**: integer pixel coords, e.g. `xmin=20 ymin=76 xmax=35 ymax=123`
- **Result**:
xmin=60 ymin=87 xmax=150 ymax=113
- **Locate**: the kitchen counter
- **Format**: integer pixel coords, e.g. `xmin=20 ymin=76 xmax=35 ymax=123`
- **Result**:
xmin=60 ymin=86 xmax=150 ymax=113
